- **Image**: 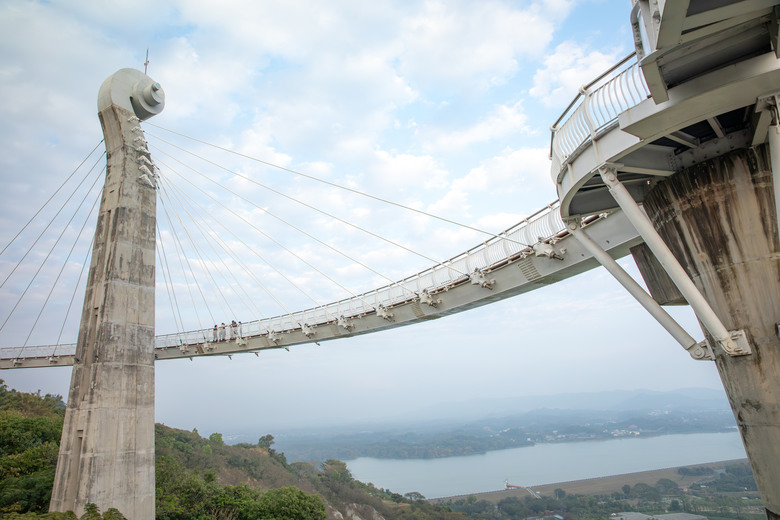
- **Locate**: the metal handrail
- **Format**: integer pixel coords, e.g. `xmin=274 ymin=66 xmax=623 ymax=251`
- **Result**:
xmin=549 ymin=52 xmax=649 ymax=178
xmin=2 ymin=201 xmax=567 ymax=360
xmin=152 ymin=201 xmax=565 ymax=349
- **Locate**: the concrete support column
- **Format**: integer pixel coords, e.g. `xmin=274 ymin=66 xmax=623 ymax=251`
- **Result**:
xmin=50 ymin=70 xmax=163 ymax=519
xmin=642 ymin=145 xmax=780 ymax=519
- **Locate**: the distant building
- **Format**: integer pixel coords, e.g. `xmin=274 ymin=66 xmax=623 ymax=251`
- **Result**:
xmin=612 ymin=512 xmax=708 ymax=520
xmin=528 ymin=515 xmax=564 ymax=520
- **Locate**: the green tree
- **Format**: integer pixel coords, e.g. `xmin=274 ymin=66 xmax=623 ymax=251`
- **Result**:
xmin=208 ymin=433 xmax=224 ymax=446
xmin=257 ymin=486 xmax=326 ymax=520
xmin=80 ymin=503 xmax=103 ymax=520
xmin=622 ymin=484 xmax=631 ymax=497
xmin=257 ymin=434 xmax=275 ymax=451
xmin=320 ymin=459 xmax=352 ymax=483
xmin=632 ymin=482 xmax=661 ymax=501
xmin=656 ymin=478 xmax=680 ymax=495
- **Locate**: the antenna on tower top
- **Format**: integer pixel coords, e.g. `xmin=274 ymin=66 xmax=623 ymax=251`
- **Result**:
xmin=144 ymin=49 xmax=150 ymax=75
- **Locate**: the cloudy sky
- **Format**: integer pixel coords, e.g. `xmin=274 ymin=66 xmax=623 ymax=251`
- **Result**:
xmin=0 ymin=0 xmax=726 ymax=436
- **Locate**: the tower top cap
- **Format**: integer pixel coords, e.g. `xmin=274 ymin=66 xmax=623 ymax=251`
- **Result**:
xmin=98 ymin=68 xmax=165 ymax=121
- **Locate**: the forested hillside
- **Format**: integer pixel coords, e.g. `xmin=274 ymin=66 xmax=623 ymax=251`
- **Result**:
xmin=0 ymin=380 xmax=466 ymax=520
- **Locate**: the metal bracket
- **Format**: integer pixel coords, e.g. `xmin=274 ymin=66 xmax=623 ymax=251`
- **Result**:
xmin=469 ymin=269 xmax=495 ymax=289
xmin=376 ymin=305 xmax=394 ymax=321
xmin=337 ymin=315 xmax=354 ymax=331
xmin=691 ymin=330 xmax=752 ymax=359
xmin=418 ymin=290 xmax=441 ymax=307
xmin=301 ymin=323 xmax=316 ymax=338
xmin=532 ymin=242 xmax=563 ymax=260
xmin=720 ymin=329 xmax=752 ymax=356
xmin=686 ymin=340 xmax=714 ymax=361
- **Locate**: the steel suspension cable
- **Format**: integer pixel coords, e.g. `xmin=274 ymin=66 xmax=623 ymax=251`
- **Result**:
xmin=157 ymin=175 xmax=270 ymax=323
xmin=0 ymin=141 xmax=104 ymax=257
xmin=153 ymin=155 xmax=393 ymax=313
xmin=23 ymin=185 xmax=102 ymax=348
xmin=149 ymin=142 xmax=428 ymax=296
xmin=147 ymin=133 xmax=480 ymax=276
xmin=159 ymin=170 xmax=334 ymax=323
xmin=1 ymin=151 xmax=106 ymax=290
xmin=55 ymin=233 xmax=94 ymax=350
xmin=155 ymin=222 xmax=185 ymax=339
xmin=159 ymin=182 xmax=263 ymax=322
xmin=156 ymin=216 xmax=202 ymax=338
xmin=144 ymin=124 xmax=530 ymax=246
xmin=157 ymin=181 xmax=241 ymax=321
xmin=157 ymin=160 xmax=315 ymax=318
xmin=156 ymin=184 xmax=218 ymax=326
xmin=2 ymin=164 xmax=105 ymax=335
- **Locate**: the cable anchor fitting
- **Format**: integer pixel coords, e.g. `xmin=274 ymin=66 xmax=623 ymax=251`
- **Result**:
xmin=376 ymin=304 xmax=394 ymax=321
xmin=301 ymin=323 xmax=316 ymax=338
xmin=337 ymin=315 xmax=354 ymax=331
xmin=418 ymin=290 xmax=441 ymax=307
xmin=532 ymin=242 xmax=564 ymax=260
xmin=469 ymin=268 xmax=495 ymax=290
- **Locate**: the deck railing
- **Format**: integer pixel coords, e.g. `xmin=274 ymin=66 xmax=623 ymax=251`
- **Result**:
xmin=152 ymin=201 xmax=565 ymax=349
xmin=549 ymin=53 xmax=650 ymax=178
xmin=1 ymin=201 xmax=566 ymax=360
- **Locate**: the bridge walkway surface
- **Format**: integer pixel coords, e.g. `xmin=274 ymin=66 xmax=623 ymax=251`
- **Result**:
xmin=0 ymin=203 xmax=642 ymax=368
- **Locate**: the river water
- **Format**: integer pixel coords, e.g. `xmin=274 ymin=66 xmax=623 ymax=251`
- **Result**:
xmin=346 ymin=431 xmax=747 ymax=498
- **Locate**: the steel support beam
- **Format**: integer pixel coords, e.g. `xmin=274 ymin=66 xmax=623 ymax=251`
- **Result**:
xmin=566 ymin=219 xmax=708 ymax=359
xmin=597 ymin=166 xmax=749 ymax=356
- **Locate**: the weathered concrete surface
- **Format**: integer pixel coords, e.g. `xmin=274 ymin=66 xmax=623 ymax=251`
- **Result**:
xmin=49 ymin=85 xmax=158 ymax=517
xmin=643 ymin=145 xmax=780 ymax=519
xmin=630 ymin=243 xmax=687 ymax=306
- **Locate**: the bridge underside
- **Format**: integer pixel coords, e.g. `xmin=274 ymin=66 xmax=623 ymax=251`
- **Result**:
xmin=1 ymin=208 xmax=643 ymax=368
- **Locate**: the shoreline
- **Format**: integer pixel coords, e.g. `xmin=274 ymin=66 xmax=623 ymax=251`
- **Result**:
xmin=430 ymin=458 xmax=749 ymax=502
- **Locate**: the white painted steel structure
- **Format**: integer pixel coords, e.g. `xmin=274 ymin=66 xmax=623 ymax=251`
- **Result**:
xmin=0 ymin=202 xmax=644 ymax=369
xmin=554 ymin=0 xmax=780 ymax=219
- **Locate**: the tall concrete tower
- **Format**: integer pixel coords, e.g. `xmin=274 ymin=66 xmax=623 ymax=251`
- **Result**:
xmin=50 ymin=69 xmax=164 ymax=519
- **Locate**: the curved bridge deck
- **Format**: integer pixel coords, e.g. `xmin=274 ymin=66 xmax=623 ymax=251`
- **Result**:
xmin=0 ymin=204 xmax=641 ymax=368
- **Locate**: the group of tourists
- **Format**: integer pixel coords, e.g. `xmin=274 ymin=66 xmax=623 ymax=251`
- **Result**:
xmin=212 ymin=320 xmax=242 ymax=342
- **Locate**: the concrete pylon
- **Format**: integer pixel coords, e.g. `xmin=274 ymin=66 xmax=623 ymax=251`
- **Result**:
xmin=642 ymin=145 xmax=780 ymax=519
xmin=49 ymin=69 xmax=164 ymax=519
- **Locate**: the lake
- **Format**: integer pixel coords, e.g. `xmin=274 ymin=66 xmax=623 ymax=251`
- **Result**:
xmin=346 ymin=431 xmax=747 ymax=498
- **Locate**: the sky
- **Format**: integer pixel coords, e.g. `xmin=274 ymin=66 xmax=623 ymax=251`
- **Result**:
xmin=0 ymin=0 xmax=727 ymax=437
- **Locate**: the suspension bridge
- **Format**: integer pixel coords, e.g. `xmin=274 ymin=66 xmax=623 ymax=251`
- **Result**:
xmin=1 ymin=1 xmax=779 ymax=519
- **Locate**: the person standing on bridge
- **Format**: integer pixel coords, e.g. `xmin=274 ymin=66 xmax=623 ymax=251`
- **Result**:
xmin=219 ymin=322 xmax=226 ymax=341
xmin=238 ymin=321 xmax=243 ymax=339
xmin=231 ymin=320 xmax=237 ymax=339
xmin=212 ymin=325 xmax=218 ymax=343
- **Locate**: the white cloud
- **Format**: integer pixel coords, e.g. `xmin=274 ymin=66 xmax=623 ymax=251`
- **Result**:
xmin=428 ymin=147 xmax=551 ymax=217
xmin=398 ymin=0 xmax=559 ymax=92
xmin=530 ymin=40 xmax=623 ymax=108
xmin=368 ymin=150 xmax=449 ymax=190
xmin=422 ymin=100 xmax=531 ymax=152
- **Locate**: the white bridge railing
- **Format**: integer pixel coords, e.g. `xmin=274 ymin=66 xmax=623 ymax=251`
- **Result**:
xmin=1 ymin=201 xmax=566 ymax=361
xmin=549 ymin=52 xmax=649 ymax=178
